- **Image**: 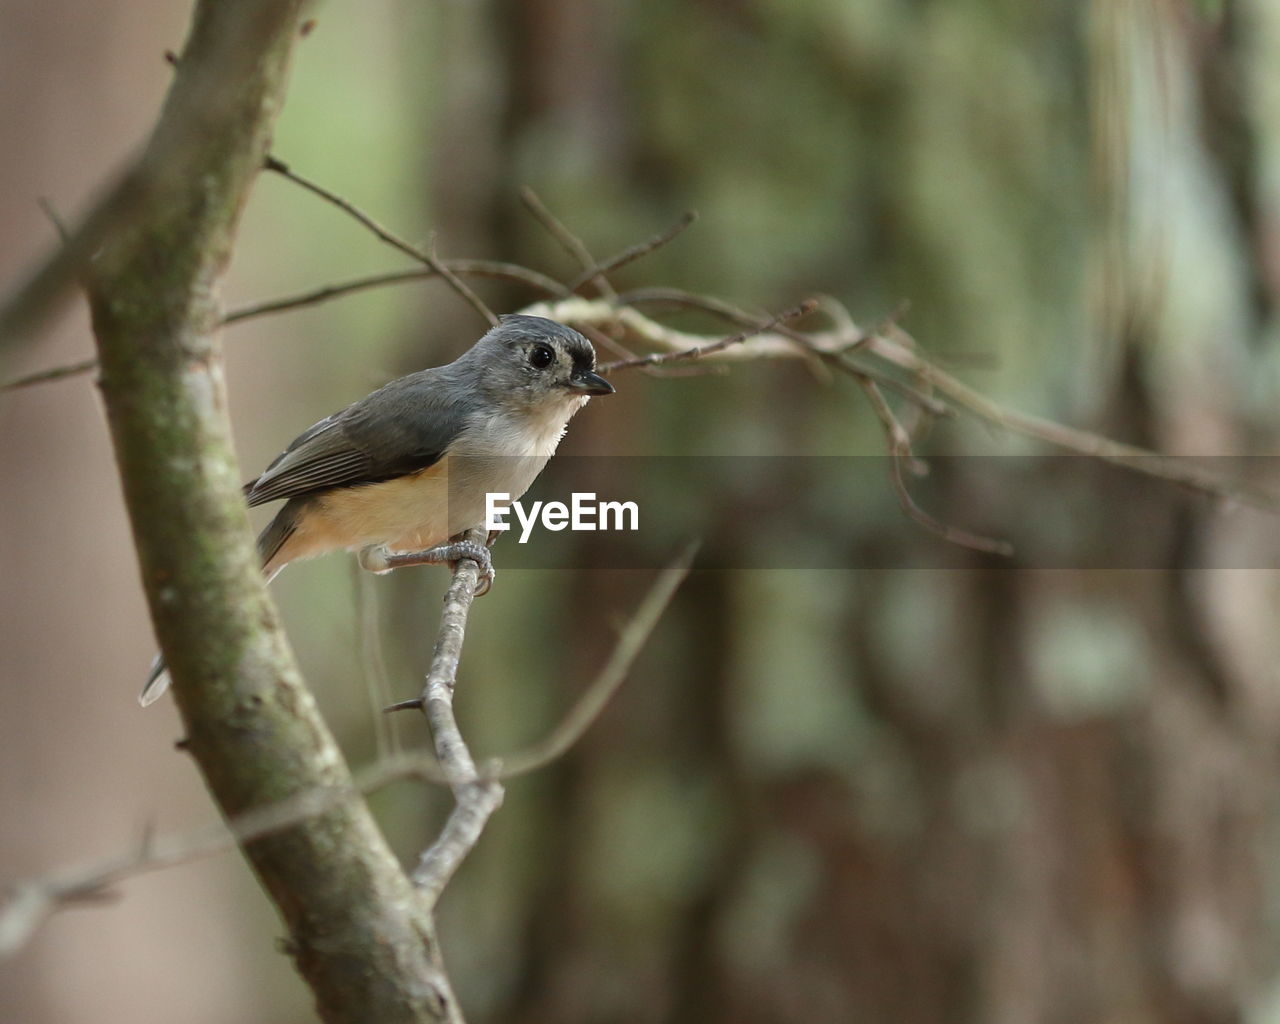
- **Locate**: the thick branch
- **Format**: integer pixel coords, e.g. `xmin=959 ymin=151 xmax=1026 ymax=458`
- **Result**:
xmin=83 ymin=3 xmax=454 ymax=1022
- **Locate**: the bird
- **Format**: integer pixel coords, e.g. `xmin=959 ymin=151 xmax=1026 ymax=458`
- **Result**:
xmin=139 ymin=314 xmax=614 ymax=706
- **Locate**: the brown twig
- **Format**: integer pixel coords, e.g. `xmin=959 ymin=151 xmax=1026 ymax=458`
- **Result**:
xmin=1 ymin=358 xmax=99 ymax=391
xmin=497 ymin=546 xmax=696 ymax=778
xmin=571 ymin=322 xmax=726 ymax=379
xmin=860 ymin=330 xmax=1280 ymax=510
xmin=518 ymin=187 xmax=617 ymax=302
xmin=36 ymin=198 xmax=71 ymax=243
xmin=406 ymin=529 xmax=503 ymax=903
xmin=610 ymin=287 xmax=947 ymax=412
xmin=225 ymin=260 xmax=569 ymax=324
xmin=565 ymin=211 xmax=698 ymax=293
xmin=857 ymin=375 xmax=1014 ymax=556
xmin=0 ymin=259 xmax=568 ymax=393
xmin=599 ymin=299 xmax=818 ymax=372
xmin=264 ymin=155 xmax=499 ymax=327
xmin=528 ymin=293 xmax=1279 ymax=513
xmin=0 ymin=546 xmax=692 ymax=956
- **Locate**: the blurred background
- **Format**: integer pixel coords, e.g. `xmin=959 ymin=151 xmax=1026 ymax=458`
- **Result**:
xmin=4 ymin=0 xmax=1280 ymax=1021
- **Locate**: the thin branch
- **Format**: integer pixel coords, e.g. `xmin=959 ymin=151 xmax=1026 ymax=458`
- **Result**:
xmin=565 ymin=211 xmax=698 ymax=293
xmin=409 ymin=528 xmax=502 ymax=903
xmin=0 ymin=755 xmax=417 ymax=957
xmin=264 ymin=155 xmax=499 ymax=327
xmin=857 ymin=375 xmax=1014 ymax=557
xmin=861 ymin=328 xmax=1280 ymax=510
xmin=36 ymin=198 xmax=71 ymax=243
xmin=1 ymin=259 xmax=568 ymax=393
xmin=829 ymin=355 xmax=950 ymax=418
xmin=0 ymin=745 xmax=454 ymax=959
xmin=522 ymin=294 xmax=1280 ymax=513
xmin=1 ymin=358 xmax=99 ymax=391
xmin=0 ymin=166 xmax=150 ymax=348
xmin=498 ymin=546 xmax=696 ymax=779
xmin=0 ymin=780 xmax=359 ymax=958
xmin=575 ymin=322 xmax=727 ymax=379
xmin=519 ymin=187 xmax=617 ymax=301
xmin=224 ymin=260 xmax=569 ymax=324
xmin=597 ymin=288 xmax=944 ymax=409
xmin=0 ymin=548 xmax=694 ymax=956
xmin=599 ymin=299 xmax=817 ymax=373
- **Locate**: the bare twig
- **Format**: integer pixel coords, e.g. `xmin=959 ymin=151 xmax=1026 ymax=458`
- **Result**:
xmin=522 ymin=295 xmax=1280 ymax=513
xmin=264 ymin=155 xmax=499 ymax=327
xmin=0 ymin=166 xmax=151 ymax=348
xmin=225 ymin=261 xmax=569 ymax=324
xmin=599 ymin=299 xmax=817 ymax=372
xmin=10 ymin=181 xmax=1270 ymax=523
xmin=519 ymin=187 xmax=617 ymax=302
xmin=1 ymin=358 xmax=99 ymax=391
xmin=0 ymin=755 xmax=416 ymax=957
xmin=0 ymin=548 xmax=693 ymax=957
xmin=859 ymin=329 xmax=1280 ymax=509
xmin=0 ymin=780 xmax=358 ymax=958
xmin=857 ymin=376 xmax=1014 ymax=557
xmin=36 ymin=198 xmax=71 ymax=243
xmin=407 ymin=528 xmax=502 ymax=903
xmin=498 ymin=546 xmax=696 ymax=778
xmin=1 ymin=258 xmax=568 ymax=393
xmin=608 ymin=287 xmax=948 ymax=409
xmin=563 ymin=321 xmax=726 ymax=380
xmin=565 ymin=211 xmax=698 ymax=293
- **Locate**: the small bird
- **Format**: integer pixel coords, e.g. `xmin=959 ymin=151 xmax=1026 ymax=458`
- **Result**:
xmin=140 ymin=314 xmax=614 ymax=706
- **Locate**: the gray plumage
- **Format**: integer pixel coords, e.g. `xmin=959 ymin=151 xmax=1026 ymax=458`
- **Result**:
xmin=139 ymin=315 xmax=612 ymax=706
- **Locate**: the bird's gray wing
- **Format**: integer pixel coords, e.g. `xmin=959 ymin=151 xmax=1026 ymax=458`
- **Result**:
xmin=244 ymin=370 xmax=473 ymax=507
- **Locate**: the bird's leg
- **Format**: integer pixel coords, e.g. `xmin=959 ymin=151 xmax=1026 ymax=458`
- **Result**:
xmin=358 ymin=540 xmax=495 ymax=596
xmin=358 ymin=544 xmax=395 ymax=574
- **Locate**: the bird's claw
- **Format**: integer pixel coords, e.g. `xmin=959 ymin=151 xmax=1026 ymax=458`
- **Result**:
xmin=445 ymin=539 xmax=495 ymax=596
xmin=360 ymin=539 xmax=494 ymax=594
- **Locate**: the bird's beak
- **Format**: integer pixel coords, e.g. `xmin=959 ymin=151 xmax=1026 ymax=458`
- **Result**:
xmin=567 ymin=369 xmax=615 ymax=396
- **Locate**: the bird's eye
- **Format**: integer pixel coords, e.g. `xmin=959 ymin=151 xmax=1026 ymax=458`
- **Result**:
xmin=530 ymin=344 xmax=554 ymax=369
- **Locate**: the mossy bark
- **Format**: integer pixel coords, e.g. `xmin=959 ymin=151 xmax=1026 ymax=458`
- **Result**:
xmin=86 ymin=3 xmax=455 ymax=1021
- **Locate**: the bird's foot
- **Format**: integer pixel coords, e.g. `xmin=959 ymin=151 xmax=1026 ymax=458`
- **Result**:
xmin=360 ymin=540 xmax=495 ymax=596
xmin=441 ymin=539 xmax=495 ymax=596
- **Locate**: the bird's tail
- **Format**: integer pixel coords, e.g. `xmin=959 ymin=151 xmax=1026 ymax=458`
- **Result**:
xmin=138 ymin=503 xmax=300 ymax=707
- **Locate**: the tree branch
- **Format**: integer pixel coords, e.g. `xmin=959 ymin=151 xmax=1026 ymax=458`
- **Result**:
xmin=82 ymin=3 xmax=458 ymax=1021
xmin=497 ymin=545 xmax=696 ymax=778
xmin=0 ymin=260 xmax=567 ymax=393
xmin=0 ymin=550 xmax=693 ymax=960
xmin=519 ymin=186 xmax=617 ymax=301
xmin=399 ymin=529 xmax=505 ymax=905
xmin=857 ymin=375 xmax=1013 ymax=556
xmin=564 ymin=210 xmax=698 ymax=294
xmin=265 ymin=156 xmax=499 ymax=327
xmin=222 ymin=261 xmax=570 ymax=323
xmin=0 ymin=357 xmax=99 ymax=391
xmin=598 ymin=299 xmax=816 ymax=373
xmin=522 ymin=295 xmax=1280 ymax=513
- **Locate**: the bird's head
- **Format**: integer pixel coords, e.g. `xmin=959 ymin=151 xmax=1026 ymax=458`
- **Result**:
xmin=470 ymin=314 xmax=615 ymax=415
